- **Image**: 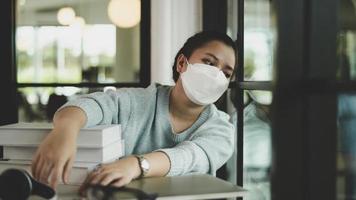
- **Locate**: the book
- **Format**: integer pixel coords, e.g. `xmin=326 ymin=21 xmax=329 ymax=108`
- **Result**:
xmin=0 ymin=123 xmax=121 ymax=148
xmin=0 ymin=159 xmax=96 ymax=185
xmin=3 ymin=140 xmax=125 ymax=163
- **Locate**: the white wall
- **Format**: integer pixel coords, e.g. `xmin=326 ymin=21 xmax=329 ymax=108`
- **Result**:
xmin=151 ymin=0 xmax=202 ymax=85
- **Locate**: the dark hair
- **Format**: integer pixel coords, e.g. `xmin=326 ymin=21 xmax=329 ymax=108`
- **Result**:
xmin=172 ymin=31 xmax=237 ymax=82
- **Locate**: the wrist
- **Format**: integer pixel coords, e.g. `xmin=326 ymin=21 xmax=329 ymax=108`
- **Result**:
xmin=134 ymin=155 xmax=150 ymax=179
xmin=127 ymin=156 xmax=142 ymax=179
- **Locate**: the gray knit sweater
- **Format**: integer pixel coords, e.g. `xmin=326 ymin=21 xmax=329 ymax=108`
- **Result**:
xmin=60 ymin=83 xmax=234 ymax=176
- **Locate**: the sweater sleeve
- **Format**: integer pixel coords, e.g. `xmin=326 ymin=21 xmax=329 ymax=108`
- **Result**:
xmin=158 ymin=112 xmax=235 ymax=176
xmin=56 ymin=89 xmax=132 ymax=128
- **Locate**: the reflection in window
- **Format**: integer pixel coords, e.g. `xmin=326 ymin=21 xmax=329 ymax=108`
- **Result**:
xmin=243 ymin=101 xmax=271 ymax=200
xmin=338 ymin=94 xmax=356 ymax=200
xmin=227 ymin=90 xmax=272 ymax=200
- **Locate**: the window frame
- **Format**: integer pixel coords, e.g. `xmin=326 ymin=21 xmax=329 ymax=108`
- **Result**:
xmin=0 ymin=0 xmax=17 ymax=125
xmin=235 ymin=0 xmax=338 ymax=200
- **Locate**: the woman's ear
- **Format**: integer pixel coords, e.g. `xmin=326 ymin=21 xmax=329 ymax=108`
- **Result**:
xmin=176 ymin=54 xmax=187 ymax=73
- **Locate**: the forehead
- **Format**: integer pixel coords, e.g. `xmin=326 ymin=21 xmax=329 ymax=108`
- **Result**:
xmin=191 ymin=41 xmax=236 ymax=68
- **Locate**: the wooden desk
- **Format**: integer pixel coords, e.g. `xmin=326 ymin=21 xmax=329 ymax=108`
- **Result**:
xmin=51 ymin=174 xmax=246 ymax=200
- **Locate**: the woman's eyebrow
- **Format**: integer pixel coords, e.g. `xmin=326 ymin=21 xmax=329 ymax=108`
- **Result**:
xmin=225 ymin=65 xmax=234 ymax=72
xmin=205 ymin=53 xmax=219 ymax=62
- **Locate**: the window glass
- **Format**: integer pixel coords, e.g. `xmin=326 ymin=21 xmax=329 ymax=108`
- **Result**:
xmin=17 ymin=86 xmax=115 ymax=122
xmin=337 ymin=93 xmax=356 ymax=200
xmin=227 ymin=0 xmax=274 ymax=81
xmin=226 ymin=89 xmax=272 ymax=200
xmin=16 ymin=0 xmax=141 ymax=83
xmin=337 ymin=0 xmax=356 ymax=81
xmin=242 ymin=100 xmax=271 ymax=200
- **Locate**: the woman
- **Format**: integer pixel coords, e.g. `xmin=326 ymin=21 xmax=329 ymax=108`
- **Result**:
xmin=31 ymin=31 xmax=237 ymax=193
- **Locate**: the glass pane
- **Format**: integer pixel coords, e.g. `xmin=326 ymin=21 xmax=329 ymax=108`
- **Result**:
xmin=16 ymin=0 xmax=141 ymax=83
xmin=227 ymin=0 xmax=275 ymax=81
xmin=226 ymin=90 xmax=272 ymax=200
xmin=337 ymin=0 xmax=356 ymax=80
xmin=243 ymin=101 xmax=271 ymax=200
xmin=337 ymin=93 xmax=356 ymax=200
xmin=17 ymin=86 xmax=115 ymax=122
xmin=337 ymin=32 xmax=355 ymax=81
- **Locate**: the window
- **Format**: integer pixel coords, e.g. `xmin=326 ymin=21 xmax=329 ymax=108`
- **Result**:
xmin=226 ymin=0 xmax=274 ymax=199
xmin=15 ymin=0 xmax=150 ymax=122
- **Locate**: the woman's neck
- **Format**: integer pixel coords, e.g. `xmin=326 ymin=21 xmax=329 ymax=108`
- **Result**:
xmin=169 ymin=80 xmax=205 ymax=121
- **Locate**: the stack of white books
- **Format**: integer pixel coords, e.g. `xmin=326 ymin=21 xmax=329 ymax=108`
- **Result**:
xmin=0 ymin=123 xmax=124 ymax=188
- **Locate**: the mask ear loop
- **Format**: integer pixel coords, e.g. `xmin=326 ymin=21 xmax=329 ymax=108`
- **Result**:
xmin=184 ymin=56 xmax=190 ymax=68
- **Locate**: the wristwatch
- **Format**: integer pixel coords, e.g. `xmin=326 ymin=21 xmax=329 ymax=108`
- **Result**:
xmin=135 ymin=155 xmax=150 ymax=178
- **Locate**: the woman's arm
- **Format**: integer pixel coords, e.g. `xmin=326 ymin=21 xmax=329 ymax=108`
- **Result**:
xmin=141 ymin=151 xmax=171 ymax=177
xmin=160 ymin=113 xmax=235 ymax=176
xmin=32 ymin=89 xmax=131 ymax=189
xmin=31 ymin=106 xmax=87 ymax=188
xmin=79 ymin=125 xmax=232 ymax=195
xmin=53 ymin=106 xmax=87 ymax=130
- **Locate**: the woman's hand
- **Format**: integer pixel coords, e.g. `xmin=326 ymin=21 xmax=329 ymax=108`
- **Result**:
xmin=79 ymin=156 xmax=141 ymax=196
xmin=31 ymin=106 xmax=86 ymax=189
xmin=31 ymin=127 xmax=78 ymax=189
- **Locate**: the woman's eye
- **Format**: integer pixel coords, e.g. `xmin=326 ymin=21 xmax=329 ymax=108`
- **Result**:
xmin=202 ymin=59 xmax=214 ymax=66
xmin=224 ymin=72 xmax=232 ymax=78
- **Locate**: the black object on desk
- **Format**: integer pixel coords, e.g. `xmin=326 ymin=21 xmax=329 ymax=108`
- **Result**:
xmin=0 ymin=169 xmax=55 ymax=200
xmin=87 ymin=185 xmax=158 ymax=200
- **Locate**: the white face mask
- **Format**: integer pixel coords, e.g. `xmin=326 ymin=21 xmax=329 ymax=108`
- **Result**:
xmin=181 ymin=59 xmax=229 ymax=106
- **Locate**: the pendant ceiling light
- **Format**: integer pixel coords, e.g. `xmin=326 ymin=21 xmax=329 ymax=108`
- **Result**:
xmin=70 ymin=16 xmax=86 ymax=29
xmin=57 ymin=7 xmax=76 ymax=26
xmin=107 ymin=0 xmax=141 ymax=28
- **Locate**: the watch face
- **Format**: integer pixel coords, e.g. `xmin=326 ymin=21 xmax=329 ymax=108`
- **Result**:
xmin=141 ymin=158 xmax=150 ymax=172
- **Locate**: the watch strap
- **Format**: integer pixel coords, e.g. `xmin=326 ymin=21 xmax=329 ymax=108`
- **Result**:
xmin=135 ymin=155 xmax=149 ymax=178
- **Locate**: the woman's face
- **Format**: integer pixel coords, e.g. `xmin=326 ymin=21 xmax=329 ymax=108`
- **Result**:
xmin=177 ymin=40 xmax=236 ymax=79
